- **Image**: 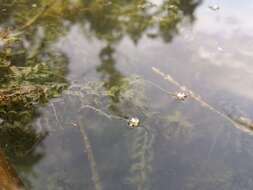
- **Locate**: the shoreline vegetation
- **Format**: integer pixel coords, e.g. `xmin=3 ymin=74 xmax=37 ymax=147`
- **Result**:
xmin=0 ymin=1 xmax=67 ymax=188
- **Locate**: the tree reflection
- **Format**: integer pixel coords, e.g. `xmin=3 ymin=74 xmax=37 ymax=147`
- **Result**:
xmin=83 ymin=0 xmax=202 ymax=115
xmin=0 ymin=1 xmax=69 ymax=187
xmin=0 ymin=0 xmax=202 ymax=128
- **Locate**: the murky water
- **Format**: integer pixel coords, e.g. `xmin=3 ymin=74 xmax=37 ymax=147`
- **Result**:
xmin=1 ymin=0 xmax=253 ymax=189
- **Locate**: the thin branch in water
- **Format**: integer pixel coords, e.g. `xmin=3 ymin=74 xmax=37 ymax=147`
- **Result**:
xmin=50 ymin=102 xmax=63 ymax=130
xmin=72 ymin=122 xmax=102 ymax=190
xmin=141 ymin=79 xmax=175 ymax=96
xmin=152 ymin=66 xmax=253 ymax=134
xmin=79 ymin=104 xmax=128 ymax=121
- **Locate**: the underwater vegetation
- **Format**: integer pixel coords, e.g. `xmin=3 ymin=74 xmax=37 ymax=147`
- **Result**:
xmin=35 ymin=77 xmax=156 ymax=190
xmin=0 ymin=32 xmax=68 ymax=162
xmin=163 ymin=111 xmax=193 ymax=143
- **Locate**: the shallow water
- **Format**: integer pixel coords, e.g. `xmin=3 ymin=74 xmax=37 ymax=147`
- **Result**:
xmin=1 ymin=0 xmax=253 ymax=189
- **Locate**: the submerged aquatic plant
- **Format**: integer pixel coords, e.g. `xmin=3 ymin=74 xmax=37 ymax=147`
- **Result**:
xmin=164 ymin=111 xmax=193 ymax=143
xmin=127 ymin=124 xmax=154 ymax=190
xmin=0 ymin=4 xmax=70 ymax=188
xmin=73 ymin=121 xmax=102 ymax=190
xmin=33 ymin=76 xmax=157 ymax=189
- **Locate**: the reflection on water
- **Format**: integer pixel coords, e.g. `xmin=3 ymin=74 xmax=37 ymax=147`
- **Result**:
xmin=1 ymin=0 xmax=253 ymax=189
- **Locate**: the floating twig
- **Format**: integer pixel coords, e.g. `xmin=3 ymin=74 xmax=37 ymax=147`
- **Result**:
xmin=79 ymin=105 xmax=146 ymax=131
xmin=50 ymin=102 xmax=63 ymax=130
xmin=79 ymin=104 xmax=128 ymax=121
xmin=152 ymin=66 xmax=253 ymax=134
xmin=141 ymin=78 xmax=188 ymax=101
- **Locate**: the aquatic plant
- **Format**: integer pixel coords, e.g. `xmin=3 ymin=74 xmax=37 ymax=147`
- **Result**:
xmin=164 ymin=111 xmax=193 ymax=143
xmin=75 ymin=121 xmax=102 ymax=190
xmin=30 ymin=76 xmax=156 ymax=189
xmin=126 ymin=124 xmax=154 ymax=190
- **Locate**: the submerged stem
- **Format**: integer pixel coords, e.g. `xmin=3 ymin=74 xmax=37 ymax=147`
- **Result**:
xmin=79 ymin=104 xmax=128 ymax=121
xmin=73 ymin=122 xmax=102 ymax=190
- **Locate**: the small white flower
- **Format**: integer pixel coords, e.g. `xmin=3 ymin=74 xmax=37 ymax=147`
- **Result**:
xmin=175 ymin=92 xmax=188 ymax=101
xmin=128 ymin=117 xmax=140 ymax=128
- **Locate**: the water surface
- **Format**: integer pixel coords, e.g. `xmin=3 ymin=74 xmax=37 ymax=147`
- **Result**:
xmin=1 ymin=0 xmax=253 ymax=189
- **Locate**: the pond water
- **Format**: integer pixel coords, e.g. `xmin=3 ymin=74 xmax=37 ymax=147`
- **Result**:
xmin=1 ymin=0 xmax=253 ymax=189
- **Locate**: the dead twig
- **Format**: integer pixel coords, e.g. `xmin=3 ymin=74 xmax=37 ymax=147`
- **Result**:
xmin=152 ymin=66 xmax=253 ymax=134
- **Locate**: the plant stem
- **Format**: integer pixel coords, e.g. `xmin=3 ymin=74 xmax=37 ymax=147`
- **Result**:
xmin=74 ymin=121 xmax=102 ymax=190
xmin=152 ymin=66 xmax=253 ymax=134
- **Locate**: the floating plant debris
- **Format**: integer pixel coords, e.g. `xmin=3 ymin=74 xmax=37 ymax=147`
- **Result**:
xmin=234 ymin=116 xmax=253 ymax=130
xmin=152 ymin=66 xmax=253 ymax=135
xmin=175 ymin=92 xmax=188 ymax=101
xmin=128 ymin=117 xmax=140 ymax=128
